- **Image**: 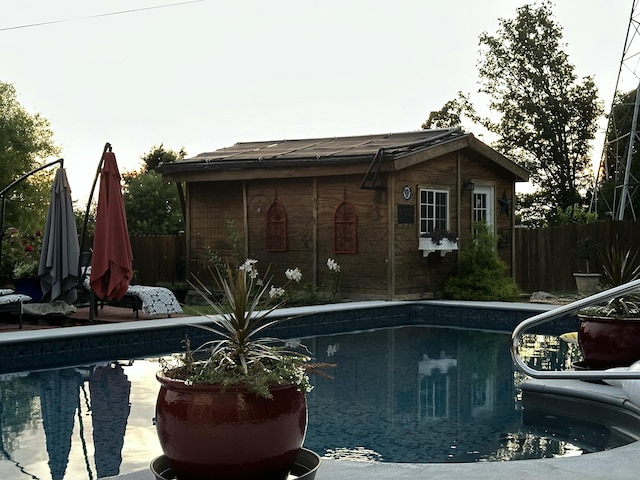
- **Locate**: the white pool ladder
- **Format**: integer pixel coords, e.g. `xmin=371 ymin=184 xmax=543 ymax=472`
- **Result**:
xmin=511 ymin=278 xmax=640 ymax=380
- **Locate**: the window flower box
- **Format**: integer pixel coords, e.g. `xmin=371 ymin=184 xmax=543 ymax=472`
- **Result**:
xmin=419 ymin=233 xmax=458 ymax=257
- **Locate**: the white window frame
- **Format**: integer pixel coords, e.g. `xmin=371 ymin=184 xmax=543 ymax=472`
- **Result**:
xmin=419 ymin=188 xmax=449 ymax=235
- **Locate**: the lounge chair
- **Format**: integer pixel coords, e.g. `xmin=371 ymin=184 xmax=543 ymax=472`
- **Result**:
xmin=80 ymin=266 xmax=183 ymax=321
xmin=0 ymin=288 xmax=32 ymax=329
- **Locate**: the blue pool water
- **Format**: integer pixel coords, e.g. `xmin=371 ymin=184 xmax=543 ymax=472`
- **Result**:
xmin=0 ymin=323 xmax=625 ymax=479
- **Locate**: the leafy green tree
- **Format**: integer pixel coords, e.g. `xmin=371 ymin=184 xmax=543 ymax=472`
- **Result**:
xmin=122 ymin=145 xmax=184 ymax=235
xmin=421 ymin=91 xmax=478 ymax=130
xmin=476 ymin=1 xmax=603 ymax=221
xmin=425 ymin=3 xmax=603 ymax=226
xmin=0 ymin=82 xmax=60 ymax=232
xmin=0 ymin=81 xmax=60 ymax=281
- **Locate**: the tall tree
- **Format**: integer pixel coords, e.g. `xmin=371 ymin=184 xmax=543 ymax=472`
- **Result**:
xmin=476 ymin=1 xmax=602 ymax=224
xmin=0 ymin=82 xmax=60 ymax=281
xmin=422 ymin=91 xmax=478 ymax=130
xmin=122 ymin=145 xmax=184 ymax=235
xmin=0 ymin=82 xmax=60 ymax=232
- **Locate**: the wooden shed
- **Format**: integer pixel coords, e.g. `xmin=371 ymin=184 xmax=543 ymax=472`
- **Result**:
xmin=157 ymin=128 xmax=529 ymax=300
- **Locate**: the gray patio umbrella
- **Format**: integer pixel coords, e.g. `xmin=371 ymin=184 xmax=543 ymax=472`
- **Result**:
xmin=38 ymin=168 xmax=80 ymax=303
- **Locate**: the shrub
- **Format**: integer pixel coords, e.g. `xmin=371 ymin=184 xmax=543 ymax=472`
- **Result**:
xmin=444 ymin=223 xmax=520 ymax=301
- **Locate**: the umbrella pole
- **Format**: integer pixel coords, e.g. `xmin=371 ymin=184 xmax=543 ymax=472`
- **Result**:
xmin=77 ymin=143 xmax=111 ymax=279
xmin=0 ymin=158 xmax=64 ymax=274
xmin=77 ymin=143 xmax=112 ymax=323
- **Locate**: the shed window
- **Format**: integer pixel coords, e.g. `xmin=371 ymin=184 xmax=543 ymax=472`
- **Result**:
xmin=265 ymin=200 xmax=287 ymax=251
xmin=334 ymin=201 xmax=357 ymax=254
xmin=419 ymin=189 xmax=449 ymax=234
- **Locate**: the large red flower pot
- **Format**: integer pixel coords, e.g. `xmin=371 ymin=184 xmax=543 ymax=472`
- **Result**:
xmin=578 ymin=315 xmax=640 ymax=369
xmin=155 ymin=373 xmax=307 ymax=480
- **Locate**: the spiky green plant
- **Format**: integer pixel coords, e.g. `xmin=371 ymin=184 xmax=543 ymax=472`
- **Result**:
xmin=161 ymin=260 xmax=315 ymax=398
xmin=579 ymin=240 xmax=640 ymax=318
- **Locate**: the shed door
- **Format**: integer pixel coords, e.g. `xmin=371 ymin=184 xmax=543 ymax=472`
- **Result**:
xmin=472 ymin=186 xmax=494 ymax=230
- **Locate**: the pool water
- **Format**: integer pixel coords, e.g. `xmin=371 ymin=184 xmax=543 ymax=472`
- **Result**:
xmin=0 ymin=325 xmax=621 ymax=479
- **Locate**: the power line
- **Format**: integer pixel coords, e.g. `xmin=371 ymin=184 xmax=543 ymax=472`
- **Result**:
xmin=0 ymin=0 xmax=204 ymax=32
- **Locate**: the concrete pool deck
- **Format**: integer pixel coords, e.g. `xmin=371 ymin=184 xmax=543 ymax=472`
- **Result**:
xmin=110 ymin=441 xmax=640 ymax=480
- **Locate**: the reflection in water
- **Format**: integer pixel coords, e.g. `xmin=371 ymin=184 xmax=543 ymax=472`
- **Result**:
xmin=305 ymin=326 xmax=582 ymax=463
xmin=90 ymin=363 xmax=132 ymax=477
xmin=0 ymin=362 xmax=132 ymax=480
xmin=38 ymin=369 xmax=83 ymax=480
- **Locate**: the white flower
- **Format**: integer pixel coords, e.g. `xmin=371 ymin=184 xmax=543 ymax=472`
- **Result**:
xmin=327 ymin=258 xmax=341 ymax=273
xmin=285 ymin=267 xmax=303 ymax=283
xmin=269 ymin=286 xmax=285 ymax=298
xmin=239 ymin=259 xmax=259 ymax=279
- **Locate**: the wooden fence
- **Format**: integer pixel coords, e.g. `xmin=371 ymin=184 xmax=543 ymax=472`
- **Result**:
xmin=84 ymin=235 xmax=187 ymax=286
xmin=130 ymin=235 xmax=186 ymax=285
xmin=513 ymin=219 xmax=640 ymax=293
xmin=126 ymin=221 xmax=638 ymax=293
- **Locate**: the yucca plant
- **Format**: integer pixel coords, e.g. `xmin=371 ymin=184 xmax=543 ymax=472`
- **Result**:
xmin=161 ymin=259 xmax=315 ymax=398
xmin=579 ymin=240 xmax=640 ymax=317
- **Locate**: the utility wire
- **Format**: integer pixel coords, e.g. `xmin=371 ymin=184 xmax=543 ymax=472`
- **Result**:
xmin=0 ymin=0 xmax=204 ymax=32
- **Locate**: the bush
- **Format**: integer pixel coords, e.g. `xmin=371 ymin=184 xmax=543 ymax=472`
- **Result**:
xmin=445 ymin=223 xmax=520 ymax=301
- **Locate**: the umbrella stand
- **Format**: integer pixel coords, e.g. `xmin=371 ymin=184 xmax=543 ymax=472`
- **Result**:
xmin=77 ymin=142 xmax=111 ymax=281
xmin=0 ymin=158 xmax=64 ymax=267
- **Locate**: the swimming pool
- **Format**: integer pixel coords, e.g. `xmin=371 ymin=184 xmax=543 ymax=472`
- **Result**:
xmin=0 ymin=301 xmax=624 ymax=479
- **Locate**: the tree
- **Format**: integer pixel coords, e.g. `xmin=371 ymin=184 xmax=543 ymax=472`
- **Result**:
xmin=476 ymin=1 xmax=603 ymax=223
xmin=444 ymin=222 xmax=520 ymax=301
xmin=0 ymin=82 xmax=60 ymax=281
xmin=0 ymin=82 xmax=60 ymax=232
xmin=421 ymin=92 xmax=478 ymax=130
xmin=122 ymin=145 xmax=184 ymax=235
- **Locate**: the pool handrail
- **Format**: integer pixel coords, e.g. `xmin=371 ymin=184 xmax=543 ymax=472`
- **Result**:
xmin=511 ymin=278 xmax=640 ymax=380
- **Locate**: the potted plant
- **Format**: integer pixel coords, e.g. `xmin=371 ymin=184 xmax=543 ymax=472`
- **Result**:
xmin=155 ymin=259 xmax=321 ymax=480
xmin=577 ymin=240 xmax=640 ymax=369
xmin=572 ymin=236 xmax=601 ymax=295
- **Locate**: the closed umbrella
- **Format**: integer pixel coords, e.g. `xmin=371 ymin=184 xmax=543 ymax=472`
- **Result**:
xmin=90 ymin=147 xmax=133 ymax=300
xmin=38 ymin=167 xmax=80 ymax=303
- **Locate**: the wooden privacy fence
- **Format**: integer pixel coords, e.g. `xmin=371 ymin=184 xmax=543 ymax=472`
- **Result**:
xmin=513 ymin=220 xmax=640 ymax=293
xmin=120 ymin=223 xmax=637 ymax=293
xmin=81 ymin=235 xmax=186 ymax=286
xmin=130 ymin=235 xmax=186 ymax=285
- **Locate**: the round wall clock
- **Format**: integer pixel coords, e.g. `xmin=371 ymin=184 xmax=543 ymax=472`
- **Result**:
xmin=402 ymin=185 xmax=412 ymax=200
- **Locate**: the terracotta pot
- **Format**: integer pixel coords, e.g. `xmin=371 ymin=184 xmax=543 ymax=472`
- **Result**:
xmin=578 ymin=315 xmax=640 ymax=369
xmin=155 ymin=372 xmax=307 ymax=480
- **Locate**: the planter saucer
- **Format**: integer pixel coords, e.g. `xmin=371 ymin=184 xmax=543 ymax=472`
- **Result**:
xmin=572 ymin=361 xmax=606 ymax=384
xmin=150 ymin=448 xmax=322 ymax=480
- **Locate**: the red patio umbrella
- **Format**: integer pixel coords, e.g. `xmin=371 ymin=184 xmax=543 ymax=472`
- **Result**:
xmin=89 ymin=146 xmax=133 ymax=300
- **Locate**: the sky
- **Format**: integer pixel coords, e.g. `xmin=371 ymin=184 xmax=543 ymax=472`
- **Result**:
xmin=0 ymin=0 xmax=636 ymax=205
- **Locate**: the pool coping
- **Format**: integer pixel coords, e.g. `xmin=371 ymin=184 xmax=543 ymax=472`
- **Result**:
xmin=0 ymin=299 xmax=570 ymax=375
xmin=111 ymin=440 xmax=640 ymax=480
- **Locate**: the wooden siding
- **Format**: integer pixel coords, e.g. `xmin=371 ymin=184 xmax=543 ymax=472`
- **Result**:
xmin=187 ymin=181 xmax=244 ymax=279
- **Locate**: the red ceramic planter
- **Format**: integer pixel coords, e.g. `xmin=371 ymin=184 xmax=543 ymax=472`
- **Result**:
xmin=578 ymin=315 xmax=640 ymax=369
xmin=155 ymin=373 xmax=307 ymax=480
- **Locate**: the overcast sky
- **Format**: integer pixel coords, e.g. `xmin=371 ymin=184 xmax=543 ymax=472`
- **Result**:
xmin=0 ymin=0 xmax=635 ymax=204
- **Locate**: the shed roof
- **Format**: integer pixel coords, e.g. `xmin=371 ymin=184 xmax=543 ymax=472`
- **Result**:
xmin=157 ymin=128 xmax=529 ymax=182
